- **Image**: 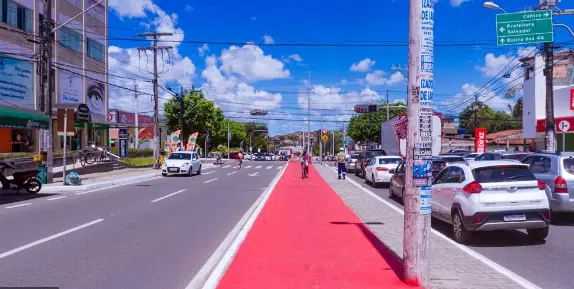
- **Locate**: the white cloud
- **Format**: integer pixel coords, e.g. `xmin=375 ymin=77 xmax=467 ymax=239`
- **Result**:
xmin=262 ymin=35 xmax=275 ymax=45
xmin=219 ymin=45 xmax=290 ymax=82
xmin=108 ymin=0 xmax=154 ymax=18
xmin=285 ymin=54 xmax=303 ymax=63
xmin=198 ymin=44 xmax=209 ymax=57
xmin=450 ymin=0 xmax=469 ymax=7
xmin=184 ymin=5 xmax=193 ymax=11
xmin=386 ymin=71 xmax=405 ymax=86
xmin=476 ymin=47 xmax=537 ymax=94
xmin=440 ymin=83 xmax=513 ymax=114
xmin=350 ymin=58 xmax=376 ymax=72
xmin=340 ymin=79 xmax=348 ymax=85
xmin=365 ymin=70 xmax=387 ymax=86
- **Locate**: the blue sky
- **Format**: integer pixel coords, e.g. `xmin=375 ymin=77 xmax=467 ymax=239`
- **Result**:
xmin=106 ymin=0 xmax=574 ymax=135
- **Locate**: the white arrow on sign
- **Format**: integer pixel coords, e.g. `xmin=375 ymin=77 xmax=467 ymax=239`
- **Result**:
xmin=544 ymin=12 xmax=550 ymax=17
xmin=559 ymin=120 xmax=570 ymax=132
xmin=500 ymin=38 xmax=505 ymax=43
xmin=499 ymin=27 xmax=505 ymax=33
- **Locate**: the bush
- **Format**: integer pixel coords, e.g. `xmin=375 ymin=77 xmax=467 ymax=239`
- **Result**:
xmin=109 ymin=148 xmax=153 ymax=158
xmin=0 ymin=152 xmax=34 ymax=160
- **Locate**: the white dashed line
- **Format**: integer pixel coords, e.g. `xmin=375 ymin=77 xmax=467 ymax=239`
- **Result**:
xmin=276 ymin=166 xmax=282 ymax=169
xmin=151 ymin=189 xmax=186 ymax=203
xmin=0 ymin=219 xmax=104 ymax=260
xmin=203 ymin=171 xmax=215 ymax=175
xmin=227 ymin=171 xmax=237 ymax=176
xmin=248 ymin=172 xmax=259 ymax=177
xmin=255 ymin=166 xmax=262 ymax=169
xmin=245 ymin=165 xmax=252 ymax=169
xmin=47 ymin=196 xmax=67 ymax=201
xmin=223 ymin=165 xmax=231 ymax=168
xmin=5 ymin=203 xmax=32 ymax=209
xmin=204 ymin=178 xmax=218 ymax=184
xmin=266 ymin=166 xmax=273 ymax=169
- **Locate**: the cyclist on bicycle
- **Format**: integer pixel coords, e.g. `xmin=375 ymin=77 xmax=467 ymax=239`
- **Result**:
xmin=301 ymin=149 xmax=310 ymax=178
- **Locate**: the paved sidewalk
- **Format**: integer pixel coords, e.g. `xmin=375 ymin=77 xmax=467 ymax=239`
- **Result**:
xmin=43 ymin=168 xmax=161 ymax=193
xmin=315 ymin=164 xmax=528 ymax=289
xmin=216 ymin=163 xmax=417 ymax=289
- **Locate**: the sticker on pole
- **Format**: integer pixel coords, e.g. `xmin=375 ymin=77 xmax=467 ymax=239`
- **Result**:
xmin=419 ymin=187 xmax=432 ymax=215
xmin=558 ymin=120 xmax=570 ymax=133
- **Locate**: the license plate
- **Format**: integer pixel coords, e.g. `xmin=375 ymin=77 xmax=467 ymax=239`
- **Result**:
xmin=503 ymin=214 xmax=526 ymax=222
xmin=169 ymin=168 xmax=178 ymax=172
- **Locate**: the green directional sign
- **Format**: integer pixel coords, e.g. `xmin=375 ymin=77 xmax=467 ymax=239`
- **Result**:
xmin=496 ymin=10 xmax=553 ymax=46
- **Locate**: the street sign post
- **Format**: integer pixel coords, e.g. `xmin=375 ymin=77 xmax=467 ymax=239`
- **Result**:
xmin=559 ymin=120 xmax=570 ymax=152
xmin=322 ymin=134 xmax=329 ymax=142
xmin=322 ymin=128 xmax=328 ymax=134
xmin=496 ymin=10 xmax=553 ymax=46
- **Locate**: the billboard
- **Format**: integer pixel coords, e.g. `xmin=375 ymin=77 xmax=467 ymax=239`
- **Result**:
xmin=474 ymin=128 xmax=487 ymax=153
xmin=59 ymin=71 xmax=82 ymax=104
xmin=86 ymin=72 xmax=106 ymax=122
xmin=0 ymin=56 xmax=34 ymax=109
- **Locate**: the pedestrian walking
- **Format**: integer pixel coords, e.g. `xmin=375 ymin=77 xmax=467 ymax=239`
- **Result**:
xmin=336 ymin=147 xmax=346 ymax=180
xmin=238 ymin=150 xmax=244 ymax=169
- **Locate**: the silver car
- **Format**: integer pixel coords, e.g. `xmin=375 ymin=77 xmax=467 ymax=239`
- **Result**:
xmin=522 ymin=152 xmax=574 ymax=213
xmin=345 ymin=153 xmax=360 ymax=172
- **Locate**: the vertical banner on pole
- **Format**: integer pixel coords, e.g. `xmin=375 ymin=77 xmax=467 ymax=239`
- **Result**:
xmin=474 ymin=128 xmax=487 ymax=153
xmin=119 ymin=128 xmax=129 ymax=158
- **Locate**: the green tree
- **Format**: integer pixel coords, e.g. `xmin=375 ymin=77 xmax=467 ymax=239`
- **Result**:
xmin=228 ymin=121 xmax=247 ymax=148
xmin=347 ymin=102 xmax=406 ymax=144
xmin=458 ymin=102 xmax=518 ymax=133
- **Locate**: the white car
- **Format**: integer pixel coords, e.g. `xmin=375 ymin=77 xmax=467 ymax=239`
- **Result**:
xmin=162 ymin=151 xmax=202 ymax=176
xmin=346 ymin=153 xmax=360 ymax=172
xmin=431 ymin=161 xmax=550 ymax=243
xmin=364 ymin=156 xmax=403 ymax=187
xmin=464 ymin=153 xmax=480 ymax=163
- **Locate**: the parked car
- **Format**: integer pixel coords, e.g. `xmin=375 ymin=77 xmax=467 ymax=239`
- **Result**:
xmin=474 ymin=151 xmax=530 ymax=162
xmin=439 ymin=155 xmax=467 ymax=166
xmin=254 ymin=152 xmax=266 ymax=161
xmin=445 ymin=150 xmax=469 ymax=156
xmin=162 ymin=151 xmax=202 ymax=176
xmin=364 ymin=156 xmax=403 ymax=187
xmin=345 ymin=153 xmax=360 ymax=173
xmin=463 ymin=153 xmax=480 ymax=162
xmin=389 ymin=157 xmax=447 ymax=202
xmin=431 ymin=161 xmax=550 ymax=243
xmin=355 ymin=149 xmax=387 ymax=178
xmin=521 ymin=152 xmax=574 ymax=214
xmin=224 ymin=152 xmax=240 ymax=159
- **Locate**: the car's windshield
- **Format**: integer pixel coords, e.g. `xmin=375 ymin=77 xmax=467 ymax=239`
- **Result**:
xmin=472 ymin=165 xmax=536 ymax=183
xmin=168 ymin=153 xmax=192 ymax=160
xmin=563 ymin=158 xmax=574 ymax=175
xmin=350 ymin=154 xmax=360 ymax=160
xmin=379 ymin=158 xmax=402 ymax=165
xmin=465 ymin=153 xmax=478 ymax=158
xmin=365 ymin=150 xmax=386 ymax=158
xmin=432 ymin=161 xmax=446 ymax=171
xmin=502 ymin=154 xmax=528 ymax=161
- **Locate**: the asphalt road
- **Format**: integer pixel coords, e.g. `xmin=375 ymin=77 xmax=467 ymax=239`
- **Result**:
xmin=344 ymin=166 xmax=574 ymax=289
xmin=0 ymin=160 xmax=285 ymax=289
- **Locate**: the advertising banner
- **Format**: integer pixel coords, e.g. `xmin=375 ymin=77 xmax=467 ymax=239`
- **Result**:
xmin=86 ymin=73 xmax=106 ymax=122
xmin=0 ymin=56 xmax=34 ymax=109
xmin=169 ymin=130 xmax=181 ymax=153
xmin=474 ymin=128 xmax=487 ymax=153
xmin=186 ymin=132 xmax=199 ymax=151
xmin=117 ymin=110 xmax=154 ymax=126
xmin=570 ymin=89 xmax=574 ymax=111
xmin=59 ymin=71 xmax=82 ymax=104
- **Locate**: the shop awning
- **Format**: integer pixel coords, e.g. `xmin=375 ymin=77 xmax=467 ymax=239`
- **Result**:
xmin=0 ymin=106 xmax=49 ymax=130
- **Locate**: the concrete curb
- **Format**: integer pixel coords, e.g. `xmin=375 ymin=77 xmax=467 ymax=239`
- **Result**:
xmin=41 ymin=172 xmax=162 ymax=193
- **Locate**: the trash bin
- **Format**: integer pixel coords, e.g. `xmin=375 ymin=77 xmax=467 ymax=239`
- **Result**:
xmin=37 ymin=165 xmax=47 ymax=184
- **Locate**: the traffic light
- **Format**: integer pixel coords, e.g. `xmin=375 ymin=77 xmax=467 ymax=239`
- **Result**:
xmin=354 ymin=104 xmax=379 ymax=113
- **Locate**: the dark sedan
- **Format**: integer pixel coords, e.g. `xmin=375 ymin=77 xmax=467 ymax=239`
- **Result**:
xmin=389 ymin=158 xmax=446 ymax=203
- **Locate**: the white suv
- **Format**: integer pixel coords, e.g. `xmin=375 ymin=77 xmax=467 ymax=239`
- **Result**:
xmin=431 ymin=161 xmax=550 ymax=243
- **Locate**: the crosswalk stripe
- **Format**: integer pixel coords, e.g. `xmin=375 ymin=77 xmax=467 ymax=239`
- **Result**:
xmin=223 ymin=165 xmax=231 ymax=168
xmin=255 ymin=166 xmax=262 ymax=169
xmin=266 ymin=166 xmax=273 ymax=169
xmin=276 ymin=166 xmax=282 ymax=169
xmin=245 ymin=165 xmax=252 ymax=169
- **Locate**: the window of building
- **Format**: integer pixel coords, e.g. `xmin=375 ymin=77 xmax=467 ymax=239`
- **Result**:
xmin=1 ymin=0 xmax=33 ymax=32
xmin=59 ymin=27 xmax=83 ymax=52
xmin=87 ymin=38 xmax=104 ymax=62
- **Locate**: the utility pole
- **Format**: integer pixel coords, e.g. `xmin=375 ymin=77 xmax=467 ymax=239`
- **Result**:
xmin=135 ymin=83 xmax=139 ymax=149
xmin=320 ymin=115 xmax=323 ymax=164
xmin=386 ymin=90 xmax=390 ymax=120
xmin=307 ymin=72 xmax=311 ymax=155
xmin=205 ymin=129 xmax=210 ymax=159
xmin=179 ymin=85 xmax=186 ymax=149
xmin=473 ymin=93 xmax=479 ymax=131
xmin=227 ymin=119 xmax=231 ymax=159
xmin=404 ymin=0 xmax=433 ymax=286
xmin=137 ymin=32 xmax=173 ymax=168
xmin=39 ymin=0 xmax=54 ymax=183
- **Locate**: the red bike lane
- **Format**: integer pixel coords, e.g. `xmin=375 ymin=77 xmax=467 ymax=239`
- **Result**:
xmin=216 ymin=163 xmax=418 ymax=289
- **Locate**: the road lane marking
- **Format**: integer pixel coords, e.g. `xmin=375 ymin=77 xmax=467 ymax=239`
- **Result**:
xmin=227 ymin=171 xmax=237 ymax=176
xmin=47 ymin=196 xmax=67 ymax=201
xmin=223 ymin=165 xmax=231 ymax=168
xmin=266 ymin=166 xmax=273 ymax=169
xmin=330 ymin=166 xmax=542 ymax=289
xmin=0 ymin=219 xmax=104 ymax=260
xmin=255 ymin=165 xmax=262 ymax=169
xmin=248 ymin=172 xmax=259 ymax=177
xmin=204 ymin=178 xmax=218 ymax=184
xmin=203 ymin=171 xmax=215 ymax=175
xmin=5 ymin=203 xmax=31 ymax=209
xmin=245 ymin=165 xmax=252 ymax=169
xmin=276 ymin=166 xmax=282 ymax=169
xmin=151 ymin=189 xmax=186 ymax=203
xmin=188 ymin=163 xmax=287 ymax=289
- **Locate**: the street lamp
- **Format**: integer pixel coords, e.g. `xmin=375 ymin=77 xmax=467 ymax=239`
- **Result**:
xmin=483 ymin=1 xmax=507 ymax=13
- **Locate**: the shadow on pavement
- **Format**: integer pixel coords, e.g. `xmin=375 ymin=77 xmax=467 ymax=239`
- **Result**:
xmin=551 ymin=213 xmax=574 ymax=226
xmin=330 ymin=221 xmax=404 ymax=280
xmin=0 ymin=193 xmax=59 ymax=206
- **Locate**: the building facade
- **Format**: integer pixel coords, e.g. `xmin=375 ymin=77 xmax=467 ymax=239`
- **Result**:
xmin=0 ymin=0 xmax=108 ymax=153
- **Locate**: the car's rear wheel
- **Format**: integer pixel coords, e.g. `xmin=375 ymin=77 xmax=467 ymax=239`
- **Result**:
xmin=527 ymin=227 xmax=549 ymax=242
xmin=371 ymin=174 xmax=377 ymax=188
xmin=452 ymin=211 xmax=472 ymax=244
xmin=162 ymin=173 xmax=167 ymax=177
xmin=197 ymin=165 xmax=202 ymax=175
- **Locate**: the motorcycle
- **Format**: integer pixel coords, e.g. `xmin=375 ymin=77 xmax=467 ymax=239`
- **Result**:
xmin=0 ymin=161 xmax=42 ymax=194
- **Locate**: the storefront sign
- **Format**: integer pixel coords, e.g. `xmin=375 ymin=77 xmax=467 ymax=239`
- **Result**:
xmin=475 ymin=128 xmax=487 ymax=153
xmin=118 ymin=110 xmax=154 ymax=126
xmin=118 ymin=128 xmax=129 ymax=139
xmin=0 ymin=56 xmax=34 ymax=109
xmin=75 ymin=104 xmax=91 ymax=122
xmin=108 ymin=109 xmax=118 ymax=123
xmin=119 ymin=138 xmax=128 ymax=158
xmin=59 ymin=71 xmax=82 ymax=104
